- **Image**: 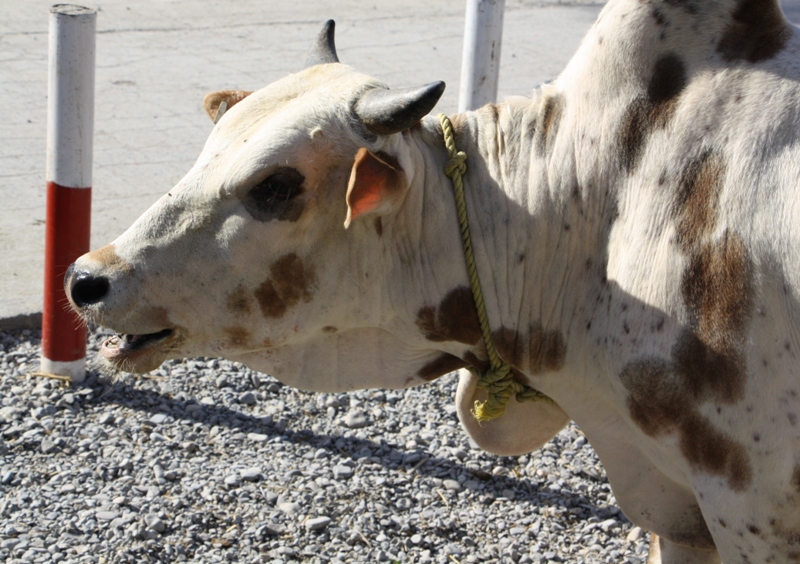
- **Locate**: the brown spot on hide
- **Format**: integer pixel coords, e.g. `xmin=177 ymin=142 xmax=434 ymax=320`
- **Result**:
xmin=322 ymin=326 xmax=338 ymax=334
xmin=417 ymin=354 xmax=468 ymax=381
xmin=621 ymin=357 xmax=753 ymax=491
xmin=226 ymin=285 xmax=252 ymax=315
xmin=88 ymin=244 xmax=132 ymax=272
xmin=492 ymin=324 xmax=567 ymax=374
xmin=618 ymin=98 xmax=651 ymax=173
xmin=674 ymin=151 xmax=726 ymax=251
xmin=621 ymin=358 xmax=684 ymax=436
xmin=536 ymin=95 xmax=564 ymax=156
xmin=255 ymin=253 xmax=316 ymax=318
xmin=679 ymin=231 xmax=753 ymax=399
xmin=530 ymin=324 xmax=567 ymax=372
xmin=792 ymin=465 xmax=800 ymax=493
xmin=673 ymin=328 xmax=747 ymax=404
xmin=679 ymin=411 xmax=752 ymax=491
xmin=717 ymin=0 xmax=790 ymax=63
xmin=374 ymin=217 xmax=383 ymax=237
xmin=223 ymin=326 xmax=250 ymax=347
xmin=621 ymin=231 xmax=754 ymax=488
xmin=416 ymin=287 xmax=481 ymax=345
xmin=618 ymin=53 xmax=687 ymax=173
xmin=647 ymin=54 xmax=687 ymax=127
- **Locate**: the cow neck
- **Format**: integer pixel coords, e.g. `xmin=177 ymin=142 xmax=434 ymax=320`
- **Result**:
xmin=419 ymin=90 xmax=612 ymax=393
xmin=437 ymin=112 xmax=552 ymax=422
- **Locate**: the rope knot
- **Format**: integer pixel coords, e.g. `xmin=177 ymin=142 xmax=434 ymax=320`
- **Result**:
xmin=445 ymin=151 xmax=467 ymax=177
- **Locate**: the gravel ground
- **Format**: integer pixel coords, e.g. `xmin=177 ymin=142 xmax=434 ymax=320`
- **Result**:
xmin=0 ymin=328 xmax=651 ymax=563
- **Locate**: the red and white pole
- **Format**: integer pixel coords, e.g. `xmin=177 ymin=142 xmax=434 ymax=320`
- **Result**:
xmin=41 ymin=5 xmax=96 ymax=383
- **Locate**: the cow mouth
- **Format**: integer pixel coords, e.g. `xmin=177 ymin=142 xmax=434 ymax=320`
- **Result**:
xmin=100 ymin=329 xmax=175 ymax=370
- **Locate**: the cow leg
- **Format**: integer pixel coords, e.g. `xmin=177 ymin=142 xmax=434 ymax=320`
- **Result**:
xmin=647 ymin=534 xmax=722 ymax=564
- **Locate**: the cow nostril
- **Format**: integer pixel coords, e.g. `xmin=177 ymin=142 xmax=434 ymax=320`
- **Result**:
xmin=69 ymin=271 xmax=110 ymax=307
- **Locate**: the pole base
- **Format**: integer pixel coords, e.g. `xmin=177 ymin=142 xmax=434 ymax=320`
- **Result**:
xmin=40 ymin=357 xmax=86 ymax=383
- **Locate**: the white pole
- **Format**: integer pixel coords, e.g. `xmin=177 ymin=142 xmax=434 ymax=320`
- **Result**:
xmin=41 ymin=4 xmax=96 ymax=383
xmin=458 ymin=0 xmax=505 ymax=112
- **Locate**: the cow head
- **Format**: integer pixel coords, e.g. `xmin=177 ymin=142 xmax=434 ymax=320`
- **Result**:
xmin=66 ymin=21 xmax=450 ymax=392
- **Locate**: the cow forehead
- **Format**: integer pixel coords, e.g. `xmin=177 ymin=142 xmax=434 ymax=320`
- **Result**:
xmin=209 ymin=64 xmax=384 ymax=144
xmin=191 ymin=65 xmax=385 ymax=194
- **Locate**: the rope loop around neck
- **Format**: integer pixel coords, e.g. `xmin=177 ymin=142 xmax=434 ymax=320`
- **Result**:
xmin=438 ymin=113 xmax=553 ymax=422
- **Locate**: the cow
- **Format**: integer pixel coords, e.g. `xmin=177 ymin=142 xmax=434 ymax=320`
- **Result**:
xmin=65 ymin=1 xmax=800 ymax=562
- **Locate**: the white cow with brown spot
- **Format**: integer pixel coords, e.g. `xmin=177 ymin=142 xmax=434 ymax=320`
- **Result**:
xmin=66 ymin=1 xmax=800 ymax=562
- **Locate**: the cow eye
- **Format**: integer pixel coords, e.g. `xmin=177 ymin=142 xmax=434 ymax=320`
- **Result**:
xmin=244 ymin=167 xmax=306 ymax=222
xmin=250 ymin=168 xmax=304 ymax=202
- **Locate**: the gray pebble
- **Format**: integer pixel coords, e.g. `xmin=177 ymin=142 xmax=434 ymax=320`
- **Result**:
xmin=40 ymin=437 xmax=58 ymax=454
xmin=305 ymin=516 xmax=332 ymax=531
xmin=333 ymin=465 xmax=354 ymax=480
xmin=144 ymin=514 xmax=166 ymax=534
xmin=278 ymin=502 xmax=301 ymax=516
xmin=98 ymin=412 xmax=115 ymax=425
xmin=149 ymin=413 xmax=169 ymax=425
xmin=181 ymin=441 xmax=200 ymax=453
xmin=627 ymin=526 xmax=644 ymax=542
xmin=257 ymin=522 xmax=283 ymax=537
xmin=343 ymin=409 xmax=370 ymax=429
xmin=600 ymin=518 xmax=620 ymax=532
xmin=442 ymin=479 xmax=462 ymax=492
xmin=241 ymin=467 xmax=262 ymax=482
xmin=239 ymin=391 xmax=257 ymax=405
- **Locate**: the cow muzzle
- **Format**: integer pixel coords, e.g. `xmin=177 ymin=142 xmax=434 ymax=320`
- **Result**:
xmin=65 ymin=262 xmax=178 ymax=373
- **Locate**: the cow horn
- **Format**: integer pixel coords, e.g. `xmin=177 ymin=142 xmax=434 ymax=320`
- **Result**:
xmin=304 ymin=20 xmax=339 ymax=67
xmin=355 ymin=81 xmax=446 ymax=135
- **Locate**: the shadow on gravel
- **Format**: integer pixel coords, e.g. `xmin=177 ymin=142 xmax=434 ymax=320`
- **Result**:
xmin=83 ymin=373 xmax=615 ymax=520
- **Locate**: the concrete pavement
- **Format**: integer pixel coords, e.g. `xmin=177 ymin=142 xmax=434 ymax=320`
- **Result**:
xmin=2 ymin=0 xmax=799 ymax=329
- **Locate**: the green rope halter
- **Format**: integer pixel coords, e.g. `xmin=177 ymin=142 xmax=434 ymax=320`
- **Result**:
xmin=438 ymin=113 xmax=552 ymax=422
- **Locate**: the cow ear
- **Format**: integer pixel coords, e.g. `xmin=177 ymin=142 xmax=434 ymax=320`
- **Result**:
xmin=344 ymin=148 xmax=407 ymax=229
xmin=202 ymin=90 xmax=253 ymax=122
